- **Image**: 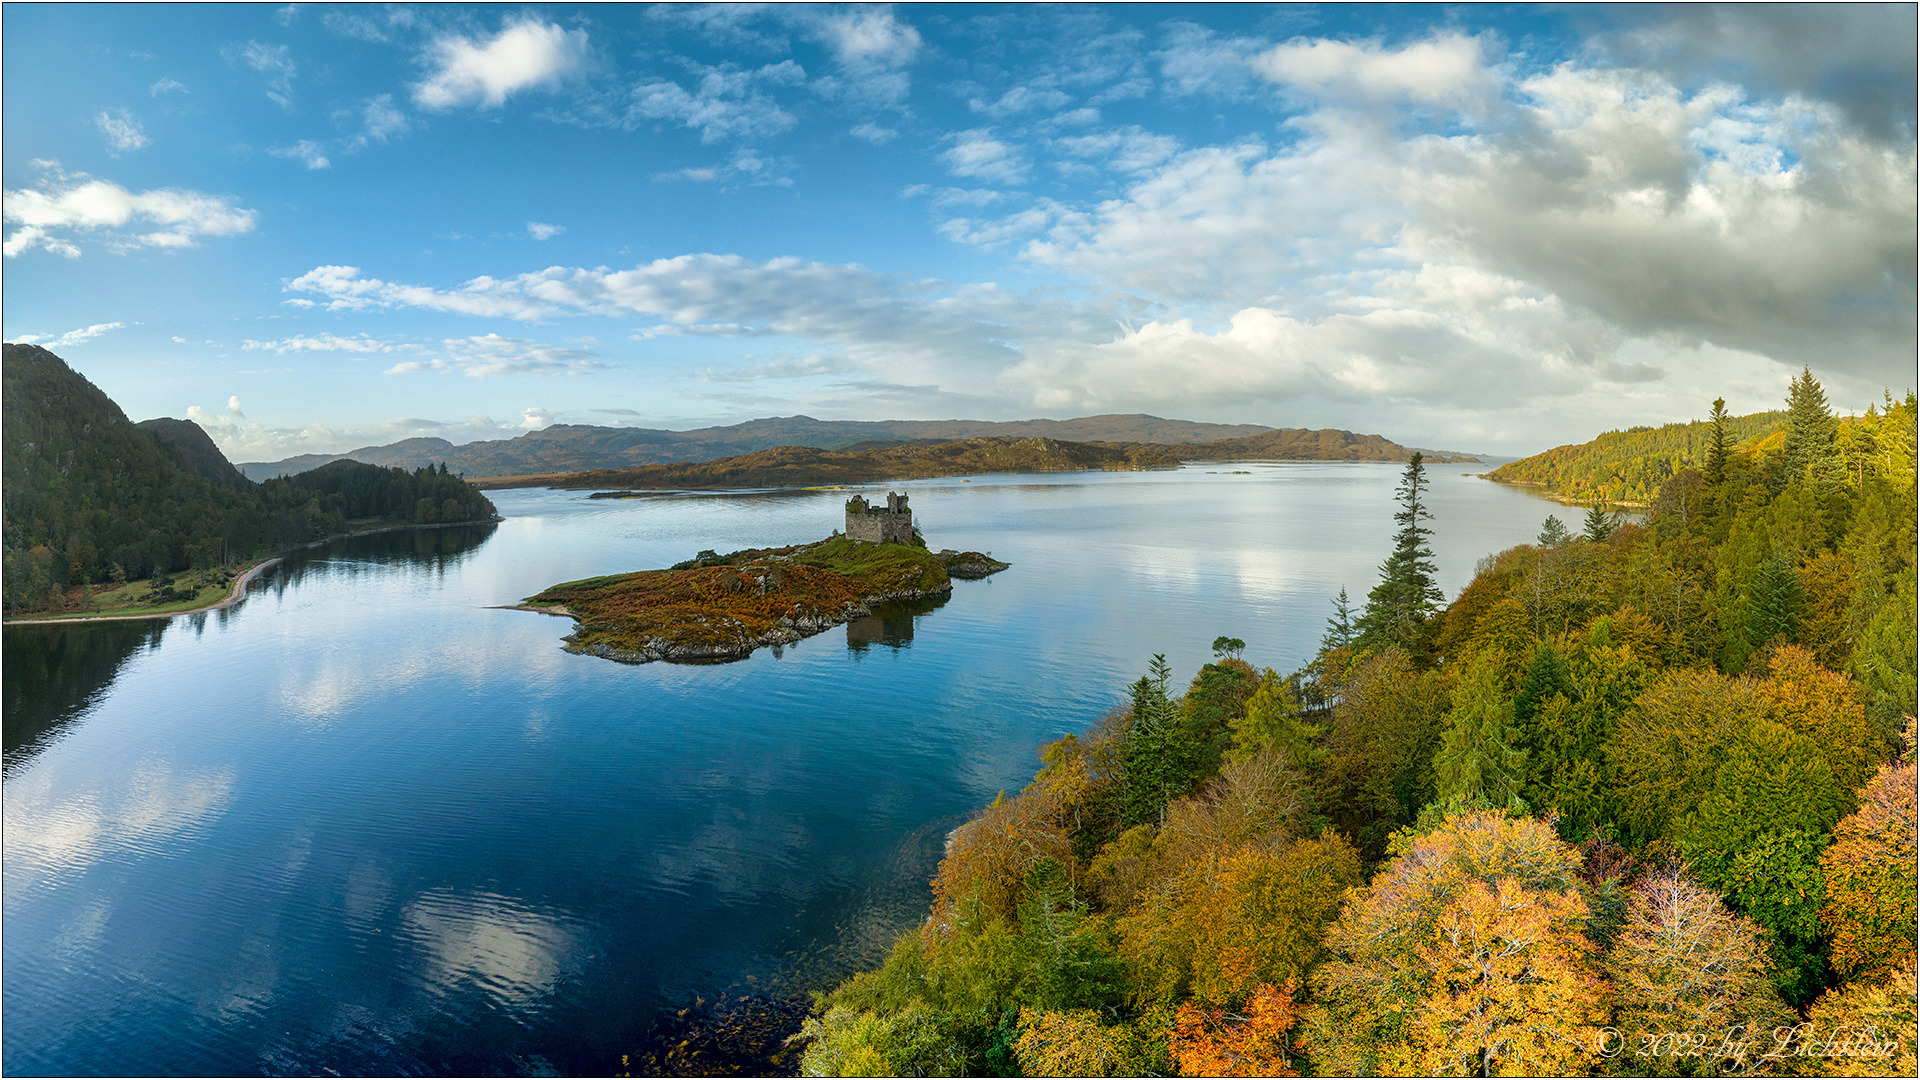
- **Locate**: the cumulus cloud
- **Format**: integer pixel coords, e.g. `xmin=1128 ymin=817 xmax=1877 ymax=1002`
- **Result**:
xmin=1051 ymin=126 xmax=1181 ymax=173
xmin=149 ymin=77 xmax=188 ymax=96
xmin=629 ymin=60 xmax=804 ymax=143
xmin=3 ymin=166 xmax=257 ymax=257
xmin=1257 ymin=32 xmax=1496 ymax=104
xmin=811 ymin=6 xmax=922 ymax=70
xmin=95 ymin=108 xmax=149 ymax=154
xmin=850 ymin=121 xmax=897 ymax=144
xmin=942 ymin=130 xmax=1029 ymax=185
xmin=798 ymin=5 xmax=921 ymax=108
xmin=413 ymin=18 xmax=591 ymax=110
xmin=526 ymin=221 xmax=564 ymax=240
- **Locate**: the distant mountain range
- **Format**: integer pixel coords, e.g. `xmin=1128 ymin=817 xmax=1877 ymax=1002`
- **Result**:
xmin=240 ymin=415 xmax=1475 ymax=481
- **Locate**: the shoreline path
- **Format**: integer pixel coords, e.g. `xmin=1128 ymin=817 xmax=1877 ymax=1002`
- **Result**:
xmin=1 ymin=556 xmax=283 ymax=627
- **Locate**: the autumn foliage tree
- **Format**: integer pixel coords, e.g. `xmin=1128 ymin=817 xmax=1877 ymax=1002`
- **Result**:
xmin=1300 ymin=810 xmax=1607 ymax=1076
xmin=1604 ymin=870 xmax=1788 ymax=1074
xmin=1169 ymin=981 xmax=1303 ymax=1077
xmin=1819 ymin=752 xmax=1918 ymax=983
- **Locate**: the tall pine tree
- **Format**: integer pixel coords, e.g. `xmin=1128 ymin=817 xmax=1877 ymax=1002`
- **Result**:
xmin=1783 ymin=367 xmax=1841 ymax=487
xmin=1358 ymin=453 xmax=1443 ymax=651
xmin=1706 ymin=396 xmax=1732 ymax=484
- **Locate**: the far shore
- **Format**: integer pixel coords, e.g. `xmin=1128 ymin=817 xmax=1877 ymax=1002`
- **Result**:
xmin=2 ymin=516 xmax=503 ymax=628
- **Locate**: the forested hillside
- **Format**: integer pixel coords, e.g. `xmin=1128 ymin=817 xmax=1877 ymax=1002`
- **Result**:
xmin=237 ymin=414 xmax=1276 ymax=481
xmin=2 ymin=344 xmax=496 ymax=616
xmin=795 ymin=374 xmax=1918 ymax=1077
xmin=481 ymin=436 xmax=1180 ymax=490
xmin=1488 ymin=409 xmax=1789 ymax=503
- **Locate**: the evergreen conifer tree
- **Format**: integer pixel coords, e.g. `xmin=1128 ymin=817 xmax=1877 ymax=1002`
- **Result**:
xmin=1783 ymin=367 xmax=1841 ymax=486
xmin=1358 ymin=454 xmax=1443 ymax=650
xmin=1705 ymin=397 xmax=1732 ymax=484
xmin=1433 ymin=653 xmax=1528 ymax=806
xmin=1580 ymin=503 xmax=1614 ymax=543
xmin=1122 ymin=655 xmax=1182 ymax=827
xmin=1536 ymin=515 xmax=1571 ymax=546
xmin=1322 ymin=587 xmax=1356 ymax=651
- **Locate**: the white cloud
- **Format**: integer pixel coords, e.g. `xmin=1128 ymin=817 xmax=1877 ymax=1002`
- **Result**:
xmin=4 ymin=167 xmax=257 ymax=256
xmin=630 ymin=60 xmax=804 ymax=144
xmin=1256 ymin=32 xmax=1495 ymax=104
xmin=1156 ymin=23 xmax=1268 ymax=98
xmin=850 ymin=121 xmax=897 ymax=144
xmin=353 ymin=94 xmax=410 ymax=146
xmin=526 ymin=221 xmax=565 ymax=240
xmin=413 ymin=18 xmax=590 ymax=110
xmin=1052 ymin=126 xmax=1181 ymax=173
xmin=95 ymin=108 xmax=149 ymax=154
xmin=269 ymin=140 xmax=331 ymax=169
xmin=242 ymin=333 xmax=395 ymax=354
xmin=520 ymin=406 xmax=557 ymax=429
xmin=450 ymin=334 xmax=603 ymax=377
xmin=969 ymin=85 xmax=1073 ymax=118
xmin=149 ymin=77 xmax=188 ymax=96
xmin=235 ymin=40 xmax=297 ymax=108
xmin=12 ymin=322 xmax=126 ymax=348
xmin=810 ymin=7 xmax=921 ymax=70
xmin=942 ymin=129 xmax=1028 ymax=185
xmin=798 ymin=6 xmax=921 ymax=108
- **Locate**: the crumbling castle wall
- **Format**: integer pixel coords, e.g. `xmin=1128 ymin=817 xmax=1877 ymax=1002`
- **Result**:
xmin=846 ymin=491 xmax=915 ymax=544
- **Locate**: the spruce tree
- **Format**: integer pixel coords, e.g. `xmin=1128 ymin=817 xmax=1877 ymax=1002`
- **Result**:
xmin=1121 ymin=655 xmax=1182 ymax=827
xmin=1433 ymin=654 xmax=1527 ymax=806
xmin=1358 ymin=453 xmax=1443 ymax=650
xmin=1322 ymin=587 xmax=1356 ymax=651
xmin=1706 ymin=396 xmax=1732 ymax=484
xmin=1580 ymin=503 xmax=1614 ymax=543
xmin=1537 ymin=515 xmax=1571 ymax=546
xmin=1783 ymin=367 xmax=1841 ymax=486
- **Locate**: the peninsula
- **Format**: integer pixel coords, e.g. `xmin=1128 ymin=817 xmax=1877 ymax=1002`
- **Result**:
xmin=515 ymin=492 xmax=1007 ymax=664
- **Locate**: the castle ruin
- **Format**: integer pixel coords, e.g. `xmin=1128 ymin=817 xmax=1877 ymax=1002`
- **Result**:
xmin=845 ymin=491 xmax=915 ymax=544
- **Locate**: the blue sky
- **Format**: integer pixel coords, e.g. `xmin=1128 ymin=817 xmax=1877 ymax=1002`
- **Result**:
xmin=4 ymin=3 xmax=1914 ymax=462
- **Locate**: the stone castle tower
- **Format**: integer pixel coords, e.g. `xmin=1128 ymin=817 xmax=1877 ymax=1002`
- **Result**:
xmin=845 ymin=491 xmax=915 ymax=544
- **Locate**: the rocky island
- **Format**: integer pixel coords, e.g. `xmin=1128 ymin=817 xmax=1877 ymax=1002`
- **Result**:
xmin=516 ymin=492 xmax=1008 ymax=663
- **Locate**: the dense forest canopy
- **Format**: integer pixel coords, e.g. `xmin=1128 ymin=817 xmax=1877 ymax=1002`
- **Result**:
xmin=797 ymin=373 xmax=1918 ymax=1077
xmin=1490 ymin=410 xmax=1791 ymax=504
xmin=2 ymin=344 xmax=496 ymax=614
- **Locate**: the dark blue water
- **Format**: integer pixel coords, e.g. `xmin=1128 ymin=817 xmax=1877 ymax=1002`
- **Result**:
xmin=2 ymin=463 xmax=1560 ymax=1076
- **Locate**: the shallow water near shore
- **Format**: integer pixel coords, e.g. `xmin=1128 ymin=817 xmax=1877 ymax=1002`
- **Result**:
xmin=3 ymin=462 xmax=1558 ymax=1076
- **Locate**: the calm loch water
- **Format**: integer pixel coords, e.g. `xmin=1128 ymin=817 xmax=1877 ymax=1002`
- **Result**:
xmin=3 ymin=463 xmax=1558 ymax=1075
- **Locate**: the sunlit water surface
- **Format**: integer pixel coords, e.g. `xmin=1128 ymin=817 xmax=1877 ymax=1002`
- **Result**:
xmin=3 ymin=463 xmax=1560 ymax=1075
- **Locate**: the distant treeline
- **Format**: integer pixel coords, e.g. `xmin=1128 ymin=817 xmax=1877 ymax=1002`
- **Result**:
xmin=1488 ymin=409 xmax=1803 ymax=504
xmin=2 ymin=343 xmax=495 ymax=615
